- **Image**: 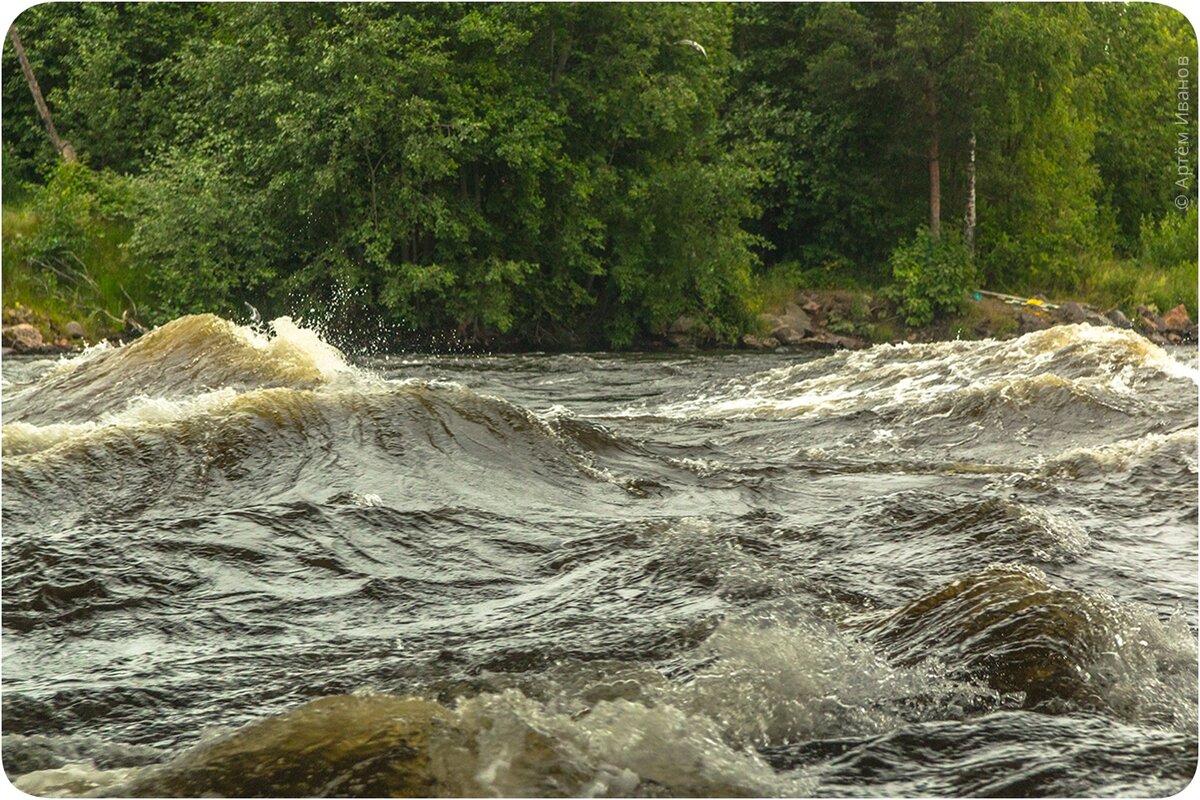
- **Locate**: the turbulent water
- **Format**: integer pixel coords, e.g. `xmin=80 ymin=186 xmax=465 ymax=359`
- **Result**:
xmin=2 ymin=314 xmax=1197 ymax=797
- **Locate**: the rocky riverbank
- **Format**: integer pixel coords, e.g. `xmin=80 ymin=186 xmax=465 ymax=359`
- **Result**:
xmin=665 ymin=289 xmax=1197 ymax=352
xmin=3 ymin=291 xmax=1195 ymax=358
xmin=0 ymin=305 xmax=149 ymax=357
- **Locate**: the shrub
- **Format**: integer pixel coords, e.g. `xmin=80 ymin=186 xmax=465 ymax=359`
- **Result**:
xmin=1140 ymin=206 xmax=1198 ymax=272
xmin=886 ymin=228 xmax=975 ymax=327
xmin=1 ymin=162 xmax=144 ymax=334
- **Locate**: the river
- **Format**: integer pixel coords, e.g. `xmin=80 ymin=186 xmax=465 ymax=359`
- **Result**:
xmin=2 ymin=314 xmax=1197 ymax=796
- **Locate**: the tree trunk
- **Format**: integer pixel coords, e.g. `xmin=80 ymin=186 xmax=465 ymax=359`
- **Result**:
xmin=965 ymin=129 xmax=977 ymax=256
xmin=926 ymin=75 xmax=940 ymax=238
xmin=8 ymin=25 xmax=75 ymax=162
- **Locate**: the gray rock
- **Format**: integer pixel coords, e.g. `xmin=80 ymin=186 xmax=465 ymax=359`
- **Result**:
xmin=64 ymin=320 xmax=86 ymax=339
xmin=780 ymin=303 xmax=814 ymax=335
xmin=1104 ymin=308 xmax=1133 ymax=329
xmin=2 ymin=323 xmax=43 ymax=352
xmin=770 ymin=324 xmax=807 ymax=345
xmin=669 ymin=315 xmax=697 ymax=334
xmin=666 ymin=315 xmax=712 ymax=347
xmin=803 ymin=331 xmax=867 ymax=350
xmin=1058 ymin=301 xmax=1087 ymax=323
xmin=667 ymin=314 xmax=710 ymax=343
xmin=1083 ymin=312 xmax=1112 ymax=327
xmin=1017 ymin=311 xmax=1052 ymax=334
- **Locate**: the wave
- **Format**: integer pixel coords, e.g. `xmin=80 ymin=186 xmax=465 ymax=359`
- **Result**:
xmin=1 ymin=381 xmax=657 ymax=524
xmin=641 ymin=324 xmax=1196 ymax=423
xmin=1043 ymin=428 xmax=1198 ymax=479
xmin=9 ymin=584 xmax=1194 ymax=797
xmin=3 ymin=314 xmax=359 ymax=425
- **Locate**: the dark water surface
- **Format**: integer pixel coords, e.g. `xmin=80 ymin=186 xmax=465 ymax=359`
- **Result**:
xmin=2 ymin=314 xmax=1197 ymax=797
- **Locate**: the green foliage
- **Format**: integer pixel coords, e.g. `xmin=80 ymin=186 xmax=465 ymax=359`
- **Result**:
xmin=1140 ymin=206 xmax=1199 ymax=272
xmin=1077 ymin=206 xmax=1199 ymax=319
xmin=2 ymin=4 xmax=1196 ymax=345
xmin=126 ymin=143 xmax=279 ymax=322
xmin=112 ymin=4 xmax=758 ymax=346
xmin=2 ymin=162 xmax=145 ymax=333
xmin=887 ymin=229 xmax=975 ymax=327
xmin=1089 ymin=4 xmax=1198 ymax=253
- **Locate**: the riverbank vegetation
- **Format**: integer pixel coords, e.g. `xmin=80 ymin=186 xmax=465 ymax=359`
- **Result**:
xmin=3 ymin=3 xmax=1196 ymax=348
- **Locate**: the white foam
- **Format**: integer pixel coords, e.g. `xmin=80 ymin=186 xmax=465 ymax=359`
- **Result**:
xmin=638 ymin=325 xmax=1196 ymax=421
xmin=2 ymin=388 xmax=243 ymax=456
xmin=230 ymin=315 xmax=359 ymax=383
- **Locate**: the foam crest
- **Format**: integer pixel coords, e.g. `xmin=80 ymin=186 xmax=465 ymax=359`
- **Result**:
xmin=3 ymin=314 xmax=361 ymax=426
xmin=666 ymin=614 xmax=996 ymax=748
xmin=3 ymin=388 xmax=241 ymax=456
xmin=1044 ymin=429 xmax=1199 ymax=477
xmin=646 ymin=324 xmax=1195 ymax=422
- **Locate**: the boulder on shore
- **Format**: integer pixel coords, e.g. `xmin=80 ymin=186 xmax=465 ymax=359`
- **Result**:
xmin=2 ymin=323 xmax=44 ymax=352
xmin=1058 ymin=301 xmax=1087 ymax=324
xmin=770 ymin=324 xmax=807 ymax=346
xmin=1162 ymin=304 xmax=1192 ymax=333
xmin=1104 ymin=308 xmax=1133 ymax=329
xmin=666 ymin=315 xmax=716 ymax=348
xmin=761 ymin=304 xmax=814 ymax=343
xmin=1017 ymin=310 xmax=1052 ymax=334
xmin=65 ymin=320 xmax=86 ymax=339
xmin=741 ymin=334 xmax=777 ymax=350
xmin=1135 ymin=306 xmax=1166 ymax=334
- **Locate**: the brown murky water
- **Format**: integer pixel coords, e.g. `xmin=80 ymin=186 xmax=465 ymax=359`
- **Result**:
xmin=3 ymin=315 xmax=1196 ymax=796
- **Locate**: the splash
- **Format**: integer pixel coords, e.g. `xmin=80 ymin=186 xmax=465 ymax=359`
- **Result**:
xmin=3 ymin=314 xmax=361 ymax=426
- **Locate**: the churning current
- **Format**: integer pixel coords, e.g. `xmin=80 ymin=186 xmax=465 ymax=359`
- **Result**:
xmin=2 ymin=314 xmax=1197 ymax=797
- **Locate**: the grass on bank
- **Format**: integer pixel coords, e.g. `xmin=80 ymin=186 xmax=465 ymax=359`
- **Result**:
xmin=2 ymin=169 xmax=148 ymax=340
xmin=1074 ymin=257 xmax=1198 ymax=320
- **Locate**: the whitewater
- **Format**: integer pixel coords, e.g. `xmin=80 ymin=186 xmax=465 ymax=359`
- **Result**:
xmin=2 ymin=314 xmax=1196 ymax=796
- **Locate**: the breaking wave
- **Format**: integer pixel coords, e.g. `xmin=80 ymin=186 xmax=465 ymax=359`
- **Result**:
xmin=3 ymin=314 xmax=1195 ymax=798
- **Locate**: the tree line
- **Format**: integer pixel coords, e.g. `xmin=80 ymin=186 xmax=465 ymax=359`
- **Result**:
xmin=3 ymin=3 xmax=1196 ymax=346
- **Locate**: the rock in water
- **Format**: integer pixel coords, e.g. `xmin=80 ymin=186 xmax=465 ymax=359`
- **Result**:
xmin=122 ymin=695 xmax=449 ymax=797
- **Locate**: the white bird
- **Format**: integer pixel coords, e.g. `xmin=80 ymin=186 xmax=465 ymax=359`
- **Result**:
xmin=675 ymin=39 xmax=707 ymax=58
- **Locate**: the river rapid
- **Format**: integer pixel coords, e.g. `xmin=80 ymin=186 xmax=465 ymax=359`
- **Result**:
xmin=2 ymin=314 xmax=1197 ymax=797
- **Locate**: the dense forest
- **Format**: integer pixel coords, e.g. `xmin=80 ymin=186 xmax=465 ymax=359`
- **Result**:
xmin=3 ymin=3 xmax=1197 ymax=348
